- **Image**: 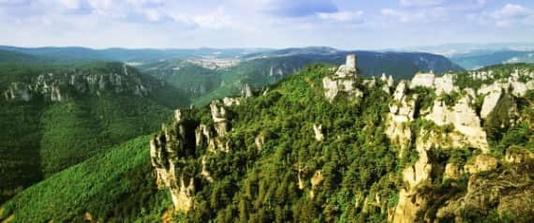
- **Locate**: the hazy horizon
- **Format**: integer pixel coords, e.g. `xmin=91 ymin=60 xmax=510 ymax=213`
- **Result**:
xmin=1 ymin=0 xmax=533 ymax=49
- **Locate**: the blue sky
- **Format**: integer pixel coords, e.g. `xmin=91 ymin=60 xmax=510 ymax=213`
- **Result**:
xmin=0 ymin=0 xmax=533 ymax=49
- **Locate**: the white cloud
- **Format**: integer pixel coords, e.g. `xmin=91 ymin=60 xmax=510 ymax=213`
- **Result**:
xmin=260 ymin=0 xmax=337 ymax=17
xmin=188 ymin=8 xmax=235 ymax=29
xmin=58 ymin=0 xmax=82 ymax=9
xmin=492 ymin=4 xmax=531 ymax=19
xmin=399 ymin=0 xmax=487 ymax=11
xmin=381 ymin=7 xmax=448 ymax=23
xmin=400 ymin=0 xmax=443 ymax=7
xmin=317 ymin=10 xmax=363 ymax=22
xmin=486 ymin=4 xmax=534 ymax=28
xmin=0 ymin=0 xmax=533 ymax=49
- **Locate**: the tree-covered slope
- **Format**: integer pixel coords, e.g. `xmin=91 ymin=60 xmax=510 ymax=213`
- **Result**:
xmin=2 ymin=62 xmax=531 ymax=223
xmin=0 ymin=50 xmax=50 ymax=64
xmin=149 ymin=62 xmax=533 ymax=222
xmin=138 ymin=60 xmax=222 ymax=99
xmin=0 ymin=136 xmax=172 ymax=223
xmin=0 ymin=62 xmax=189 ymax=204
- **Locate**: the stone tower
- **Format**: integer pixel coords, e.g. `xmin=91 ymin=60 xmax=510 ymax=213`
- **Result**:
xmin=334 ymin=54 xmax=358 ymax=78
xmin=322 ymin=54 xmax=363 ymax=102
xmin=346 ymin=54 xmax=356 ymax=71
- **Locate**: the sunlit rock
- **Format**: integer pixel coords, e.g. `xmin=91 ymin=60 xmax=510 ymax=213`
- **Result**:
xmin=322 ymin=54 xmax=363 ymax=102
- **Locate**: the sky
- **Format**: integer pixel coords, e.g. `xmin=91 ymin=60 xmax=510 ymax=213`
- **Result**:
xmin=0 ymin=0 xmax=533 ymax=49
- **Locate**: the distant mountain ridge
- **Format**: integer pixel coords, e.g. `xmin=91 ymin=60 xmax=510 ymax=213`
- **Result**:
xmin=450 ymin=50 xmax=534 ymax=70
xmin=0 ymin=45 xmax=269 ymax=63
xmin=137 ymin=47 xmax=463 ymax=106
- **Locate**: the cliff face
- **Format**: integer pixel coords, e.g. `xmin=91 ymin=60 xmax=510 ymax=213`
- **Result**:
xmin=2 ymin=64 xmax=151 ymax=102
xmin=149 ymin=55 xmax=534 ymax=222
xmin=385 ymin=68 xmax=534 ymax=223
xmin=150 ymin=98 xmax=241 ymax=212
xmin=150 ymin=110 xmax=196 ymax=212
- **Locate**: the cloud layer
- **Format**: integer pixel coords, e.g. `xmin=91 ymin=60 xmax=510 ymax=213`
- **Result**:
xmin=0 ymin=0 xmax=533 ymax=49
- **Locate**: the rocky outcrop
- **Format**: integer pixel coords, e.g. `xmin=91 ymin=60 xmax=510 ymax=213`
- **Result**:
xmin=322 ymin=54 xmax=363 ymax=102
xmin=210 ymin=100 xmax=230 ymax=137
xmin=480 ymin=87 xmax=502 ymax=119
xmin=385 ymin=80 xmax=416 ymax=153
xmin=410 ymin=72 xmax=435 ymax=89
xmin=309 ymin=170 xmax=324 ymax=199
xmin=296 ymin=165 xmax=306 ymax=190
xmin=464 ymin=154 xmax=498 ymax=174
xmin=504 ymin=147 xmax=534 ymax=164
xmin=150 ymin=110 xmax=196 ymax=212
xmin=389 ymin=86 xmax=497 ymax=222
xmin=392 ymin=143 xmax=432 ymax=223
xmin=150 ymin=98 xmax=243 ymax=212
xmin=435 ymin=158 xmax=534 ymax=222
xmin=380 ymin=73 xmax=394 ymax=94
xmin=242 ymin=84 xmax=253 ymax=98
xmin=391 ymin=94 xmax=490 ymax=222
xmin=423 ymin=96 xmax=489 ymax=152
xmin=255 ymin=133 xmax=265 ymax=150
xmin=200 ymin=156 xmax=214 ymax=183
xmin=222 ymin=97 xmax=241 ymax=107
xmin=3 ymin=82 xmax=32 ymax=101
xmin=2 ymin=64 xmax=151 ymax=102
xmin=194 ymin=99 xmax=240 ymax=153
xmin=444 ymin=163 xmax=462 ymax=180
xmin=197 ymin=123 xmax=228 ymax=153
xmin=409 ymin=72 xmax=457 ymax=95
xmin=410 ymin=72 xmax=458 ymax=95
xmin=312 ymin=124 xmax=324 ymax=141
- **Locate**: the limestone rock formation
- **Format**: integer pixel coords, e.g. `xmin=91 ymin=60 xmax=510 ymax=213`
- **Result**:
xmin=410 ymin=72 xmax=435 ymax=89
xmin=296 ymin=165 xmax=306 ymax=190
xmin=312 ymin=124 xmax=324 ymax=141
xmin=194 ymin=100 xmax=240 ymax=153
xmin=444 ymin=163 xmax=462 ymax=180
xmin=380 ymin=73 xmax=395 ymax=94
xmin=200 ymin=156 xmax=214 ymax=183
xmin=309 ymin=170 xmax=324 ymax=199
xmin=424 ymin=96 xmax=489 ymax=152
xmin=222 ymin=97 xmax=241 ymax=107
xmin=504 ymin=147 xmax=534 ymax=164
xmin=150 ymin=112 xmax=196 ymax=212
xmin=480 ymin=87 xmax=502 ymax=119
xmin=464 ymin=154 xmax=498 ymax=174
xmin=242 ymin=84 xmax=253 ymax=98
xmin=210 ymin=100 xmax=230 ymax=137
xmin=322 ymin=54 xmax=363 ymax=102
xmin=195 ymin=124 xmax=212 ymax=148
xmin=409 ymin=72 xmax=457 ymax=95
xmin=2 ymin=64 xmax=151 ymax=102
xmin=3 ymin=82 xmax=32 ymax=101
xmin=385 ymin=80 xmax=416 ymax=153
xmin=435 ymin=158 xmax=534 ymax=222
xmin=392 ymin=146 xmax=432 ymax=223
xmin=255 ymin=133 xmax=265 ymax=150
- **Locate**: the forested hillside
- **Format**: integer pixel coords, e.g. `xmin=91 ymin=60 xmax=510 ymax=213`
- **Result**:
xmin=0 ymin=62 xmax=188 ymax=204
xmin=2 ymin=59 xmax=532 ymax=222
